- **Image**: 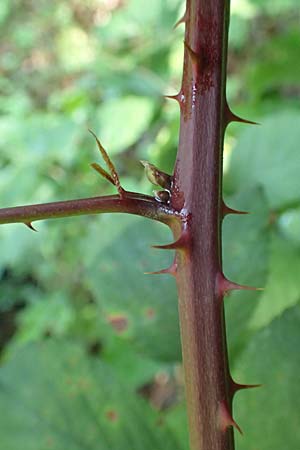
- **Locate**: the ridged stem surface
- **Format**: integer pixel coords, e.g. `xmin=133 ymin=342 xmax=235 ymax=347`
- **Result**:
xmin=171 ymin=1 xmax=233 ymax=449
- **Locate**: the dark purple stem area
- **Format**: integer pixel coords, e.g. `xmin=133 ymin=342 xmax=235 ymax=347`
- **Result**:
xmin=171 ymin=1 xmax=233 ymax=450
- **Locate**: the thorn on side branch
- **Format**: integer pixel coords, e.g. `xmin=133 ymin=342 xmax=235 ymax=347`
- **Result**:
xmin=24 ymin=222 xmax=38 ymax=232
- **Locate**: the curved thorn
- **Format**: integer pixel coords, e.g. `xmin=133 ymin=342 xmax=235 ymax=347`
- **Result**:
xmin=90 ymin=163 xmax=115 ymax=185
xmin=173 ymin=10 xmax=187 ymax=29
xmin=152 ymin=233 xmax=188 ymax=251
xmin=183 ymin=40 xmax=201 ymax=79
xmin=222 ymin=200 xmax=249 ymax=218
xmin=219 ymin=401 xmax=243 ymax=435
xmin=231 ymin=380 xmax=263 ymax=395
xmin=164 ymin=93 xmax=180 ymax=102
xmin=25 ymin=222 xmax=37 ymax=232
xmin=216 ymin=272 xmax=264 ymax=297
xmin=164 ymin=92 xmax=182 ymax=103
xmin=164 ymin=91 xmax=185 ymax=109
xmin=231 ymin=113 xmax=260 ymax=126
xmin=144 ymin=261 xmax=177 ymax=277
xmin=224 ymin=103 xmax=259 ymax=126
xmin=184 ymin=40 xmax=199 ymax=63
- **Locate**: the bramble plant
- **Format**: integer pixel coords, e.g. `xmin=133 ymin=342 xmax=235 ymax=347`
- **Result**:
xmin=0 ymin=1 xmax=299 ymax=450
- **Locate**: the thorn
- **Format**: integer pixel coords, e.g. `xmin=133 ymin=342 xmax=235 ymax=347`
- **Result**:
xmin=144 ymin=261 xmax=177 ymax=277
xmin=184 ymin=41 xmax=201 ymax=79
xmin=231 ymin=380 xmax=262 ymax=395
xmin=152 ymin=233 xmax=189 ymax=251
xmin=24 ymin=222 xmax=37 ymax=232
xmin=174 ymin=9 xmax=187 ymax=29
xmin=89 ymin=129 xmax=125 ymax=197
xmin=216 ymin=272 xmax=264 ymax=297
xmin=224 ymin=103 xmax=259 ymax=126
xmin=184 ymin=41 xmax=199 ymax=64
xmin=164 ymin=90 xmax=185 ymax=105
xmin=90 ymin=163 xmax=115 ymax=185
xmin=222 ymin=200 xmax=249 ymax=218
xmin=164 ymin=93 xmax=180 ymax=102
xmin=219 ymin=401 xmax=243 ymax=435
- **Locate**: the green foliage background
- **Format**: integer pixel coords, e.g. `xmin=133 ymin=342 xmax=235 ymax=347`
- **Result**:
xmin=0 ymin=1 xmax=299 ymax=449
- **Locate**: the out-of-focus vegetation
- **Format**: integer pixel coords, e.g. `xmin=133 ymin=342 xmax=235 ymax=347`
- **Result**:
xmin=0 ymin=1 xmax=299 ymax=449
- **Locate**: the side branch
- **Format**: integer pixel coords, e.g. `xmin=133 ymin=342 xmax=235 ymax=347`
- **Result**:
xmin=0 ymin=193 xmax=176 ymax=227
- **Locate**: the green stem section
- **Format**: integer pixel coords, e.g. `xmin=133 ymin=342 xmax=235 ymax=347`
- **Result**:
xmin=171 ymin=1 xmax=233 ymax=449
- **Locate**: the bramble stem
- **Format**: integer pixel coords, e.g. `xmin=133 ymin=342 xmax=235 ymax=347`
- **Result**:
xmin=171 ymin=1 xmax=233 ymax=450
xmin=0 ymin=192 xmax=177 ymax=227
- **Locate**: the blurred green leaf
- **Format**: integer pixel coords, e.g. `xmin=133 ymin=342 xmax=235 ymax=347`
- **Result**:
xmin=250 ymin=0 xmax=299 ymax=13
xmin=95 ymin=97 xmax=155 ymax=154
xmin=223 ymin=187 xmax=270 ymax=360
xmin=165 ymin=404 xmax=189 ymax=450
xmin=0 ymin=340 xmax=183 ymax=450
xmin=225 ymin=112 xmax=300 ymax=209
xmin=234 ymin=304 xmax=300 ymax=450
xmin=246 ymin=30 xmax=300 ymax=98
xmin=249 ymin=232 xmax=300 ymax=330
xmin=80 ymin=214 xmax=181 ymax=361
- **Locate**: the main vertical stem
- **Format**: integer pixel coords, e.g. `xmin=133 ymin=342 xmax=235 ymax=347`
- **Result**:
xmin=171 ymin=1 xmax=232 ymax=449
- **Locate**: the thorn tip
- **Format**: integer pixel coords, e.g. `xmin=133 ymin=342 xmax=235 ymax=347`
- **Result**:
xmin=144 ymin=261 xmax=177 ymax=277
xmin=224 ymin=103 xmax=259 ymax=126
xmin=216 ymin=272 xmax=264 ymax=297
xmin=231 ymin=380 xmax=262 ymax=395
xmin=222 ymin=200 xmax=249 ymax=218
xmin=173 ymin=10 xmax=187 ymax=29
xmin=25 ymin=222 xmax=37 ymax=232
xmin=152 ymin=232 xmax=189 ymax=251
xmin=219 ymin=401 xmax=243 ymax=435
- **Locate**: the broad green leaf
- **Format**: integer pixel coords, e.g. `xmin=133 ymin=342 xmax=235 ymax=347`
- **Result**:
xmin=0 ymin=340 xmax=183 ymax=450
xmin=233 ymin=304 xmax=300 ymax=450
xmin=225 ymin=112 xmax=300 ymax=209
xmin=249 ymin=232 xmax=300 ymax=330
xmin=95 ymin=97 xmax=154 ymax=154
xmin=246 ymin=30 xmax=300 ymax=98
xmin=80 ymin=214 xmax=181 ymax=361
